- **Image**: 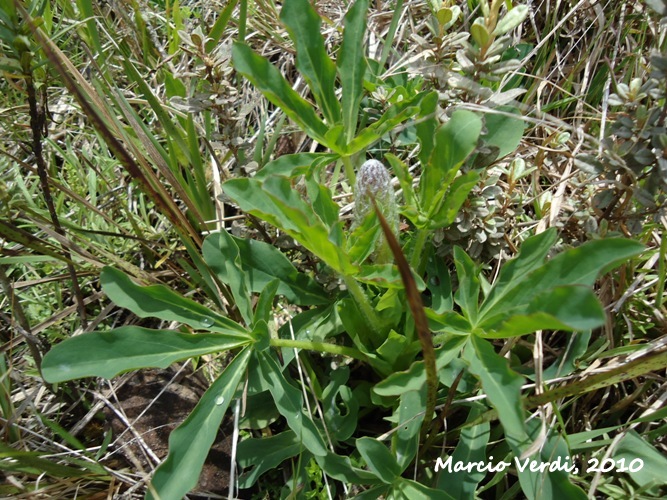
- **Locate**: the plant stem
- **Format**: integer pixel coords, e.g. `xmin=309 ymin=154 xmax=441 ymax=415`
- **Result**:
xmin=410 ymin=228 xmax=429 ymax=272
xmin=342 ymin=155 xmax=356 ymax=188
xmin=342 ymin=274 xmax=384 ymax=343
xmin=270 ymin=338 xmax=369 ymax=363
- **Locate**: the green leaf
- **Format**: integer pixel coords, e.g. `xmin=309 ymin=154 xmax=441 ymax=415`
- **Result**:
xmin=347 ymin=211 xmax=382 ymax=264
xmin=436 ymin=8 xmax=453 ymax=27
xmin=202 ymin=230 xmax=253 ymax=325
xmin=373 ymin=336 xmax=467 ymax=396
xmin=148 ymin=347 xmax=252 ymax=500
xmin=100 ymin=267 xmax=246 ymax=335
xmin=428 ymin=170 xmax=480 ymax=228
xmin=613 ymin=430 xmax=667 ymax=492
xmin=237 ymin=431 xmax=302 ymax=488
xmin=425 ymin=253 xmax=453 ymax=314
xmin=257 ymin=351 xmax=328 ymax=456
xmin=393 ymin=390 xmax=424 ymax=469
xmin=356 ymin=264 xmax=427 ymax=290
xmin=338 ymin=0 xmax=370 ymax=140
xmin=232 ymin=42 xmax=329 ymax=145
xmin=385 ymin=153 xmax=417 ymax=208
xmin=255 ymin=152 xmax=339 ymax=180
xmin=322 ymin=367 xmax=359 ymax=442
xmin=420 ymin=110 xmax=482 ymax=209
xmin=395 ymin=477 xmax=457 ymax=498
xmin=415 ymin=91 xmax=439 ymax=166
xmin=454 ymin=247 xmax=481 ymax=324
xmin=253 ymin=279 xmax=280 ymax=326
xmin=480 ymin=229 xmax=557 ymax=312
xmin=315 ymin=451 xmax=383 ymax=484
xmin=228 ymin=234 xmax=328 ymax=306
xmin=436 ymin=404 xmax=489 ymax=495
xmin=357 ymin=437 xmax=401 ymax=483
xmin=378 ymin=330 xmax=420 ymax=370
xmin=478 ymin=237 xmax=644 ymax=323
xmin=338 ymin=297 xmax=377 ymax=352
xmin=543 ymin=330 xmax=591 ymax=379
xmin=280 ymin=0 xmax=340 ymax=125
xmin=516 ymin=421 xmax=587 ymax=500
xmin=427 ymin=310 xmax=472 ymax=336
xmin=470 ymin=17 xmax=490 ymax=48
xmin=483 ymin=107 xmax=526 ymax=158
xmin=492 ymin=5 xmax=529 ymax=36
xmin=464 ymin=336 xmax=530 ymax=450
xmin=306 ymin=175 xmax=340 ymax=228
xmin=222 ymin=176 xmax=355 ymax=274
xmin=346 ymin=93 xmax=427 ymax=155
xmin=41 ymin=327 xmax=251 ymax=383
xmin=483 ymin=286 xmax=605 ymax=337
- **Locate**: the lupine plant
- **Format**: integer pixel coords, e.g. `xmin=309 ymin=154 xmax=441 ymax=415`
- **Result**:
xmin=37 ymin=0 xmax=659 ymax=499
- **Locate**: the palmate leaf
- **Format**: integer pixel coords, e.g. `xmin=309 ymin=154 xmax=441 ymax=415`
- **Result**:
xmin=477 ymin=235 xmax=644 ymax=331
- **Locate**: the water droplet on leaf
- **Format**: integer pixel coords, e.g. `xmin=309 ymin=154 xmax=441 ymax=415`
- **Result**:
xmin=201 ymin=317 xmax=214 ymax=328
xmin=215 ymin=395 xmax=225 ymax=405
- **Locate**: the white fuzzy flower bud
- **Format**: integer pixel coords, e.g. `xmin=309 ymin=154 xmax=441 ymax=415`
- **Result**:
xmin=354 ymin=160 xmax=398 ymax=263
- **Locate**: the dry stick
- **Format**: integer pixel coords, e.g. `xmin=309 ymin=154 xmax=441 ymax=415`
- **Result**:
xmin=370 ymin=196 xmax=437 ymax=441
xmin=23 ymin=57 xmax=88 ymax=330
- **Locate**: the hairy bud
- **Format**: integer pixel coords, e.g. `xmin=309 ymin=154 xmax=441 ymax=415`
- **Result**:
xmin=354 ymin=160 xmax=398 ymax=263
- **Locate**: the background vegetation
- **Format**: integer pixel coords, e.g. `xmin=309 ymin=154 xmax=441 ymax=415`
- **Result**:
xmin=1 ymin=0 xmax=666 ymax=498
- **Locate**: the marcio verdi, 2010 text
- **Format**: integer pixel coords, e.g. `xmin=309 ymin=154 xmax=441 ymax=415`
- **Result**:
xmin=435 ymin=456 xmax=645 ymax=475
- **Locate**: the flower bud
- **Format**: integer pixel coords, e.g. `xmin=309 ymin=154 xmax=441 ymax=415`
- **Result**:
xmin=354 ymin=160 xmax=398 ymax=263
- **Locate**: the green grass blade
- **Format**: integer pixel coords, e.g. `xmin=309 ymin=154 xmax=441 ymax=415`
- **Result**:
xmin=205 ymin=0 xmax=239 ymax=52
